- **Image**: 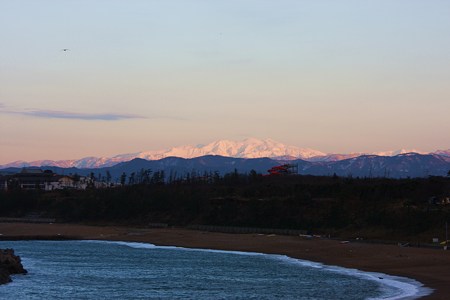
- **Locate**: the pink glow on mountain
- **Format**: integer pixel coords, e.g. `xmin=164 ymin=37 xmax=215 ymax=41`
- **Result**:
xmin=0 ymin=138 xmax=448 ymax=169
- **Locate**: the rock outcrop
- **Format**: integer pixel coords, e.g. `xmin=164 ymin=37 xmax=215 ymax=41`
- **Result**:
xmin=0 ymin=248 xmax=27 ymax=284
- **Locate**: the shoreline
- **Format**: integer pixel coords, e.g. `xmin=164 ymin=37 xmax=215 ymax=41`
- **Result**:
xmin=1 ymin=223 xmax=449 ymax=299
xmin=92 ymin=239 xmax=432 ymax=299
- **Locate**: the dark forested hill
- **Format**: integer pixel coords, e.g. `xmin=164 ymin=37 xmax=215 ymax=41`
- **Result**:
xmin=1 ymin=174 xmax=449 ymax=242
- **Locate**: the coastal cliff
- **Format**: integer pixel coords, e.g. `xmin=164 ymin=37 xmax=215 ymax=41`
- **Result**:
xmin=0 ymin=249 xmax=27 ymax=284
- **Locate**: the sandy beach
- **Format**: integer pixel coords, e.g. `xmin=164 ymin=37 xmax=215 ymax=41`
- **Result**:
xmin=0 ymin=222 xmax=449 ymax=299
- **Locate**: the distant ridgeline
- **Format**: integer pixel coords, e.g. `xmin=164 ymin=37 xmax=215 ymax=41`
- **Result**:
xmin=1 ymin=153 xmax=450 ymax=188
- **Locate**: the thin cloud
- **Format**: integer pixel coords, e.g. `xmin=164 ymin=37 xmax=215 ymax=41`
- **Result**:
xmin=0 ymin=105 xmax=186 ymax=121
xmin=0 ymin=107 xmax=145 ymax=121
xmin=23 ymin=110 xmax=144 ymax=121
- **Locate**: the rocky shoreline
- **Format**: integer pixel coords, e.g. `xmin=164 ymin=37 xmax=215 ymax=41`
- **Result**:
xmin=0 ymin=249 xmax=27 ymax=284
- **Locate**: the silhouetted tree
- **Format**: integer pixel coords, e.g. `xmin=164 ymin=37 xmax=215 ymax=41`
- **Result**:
xmin=128 ymin=172 xmax=135 ymax=185
xmin=120 ymin=172 xmax=127 ymax=186
xmin=73 ymin=173 xmax=80 ymax=182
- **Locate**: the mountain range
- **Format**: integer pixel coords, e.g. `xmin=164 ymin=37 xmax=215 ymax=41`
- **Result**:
xmin=1 ymin=138 xmax=449 ymax=179
xmin=2 ymin=153 xmax=449 ymax=180
xmin=2 ymin=138 xmax=449 ymax=169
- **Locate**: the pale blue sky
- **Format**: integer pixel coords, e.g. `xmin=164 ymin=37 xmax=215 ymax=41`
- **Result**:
xmin=1 ymin=0 xmax=450 ymax=163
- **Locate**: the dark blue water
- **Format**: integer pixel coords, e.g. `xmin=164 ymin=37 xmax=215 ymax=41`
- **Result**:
xmin=0 ymin=240 xmax=430 ymax=299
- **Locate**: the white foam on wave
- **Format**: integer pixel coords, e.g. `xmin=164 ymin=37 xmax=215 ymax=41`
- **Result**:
xmin=268 ymin=254 xmax=432 ymax=300
xmin=83 ymin=240 xmax=433 ymax=299
xmin=83 ymin=240 xmax=265 ymax=257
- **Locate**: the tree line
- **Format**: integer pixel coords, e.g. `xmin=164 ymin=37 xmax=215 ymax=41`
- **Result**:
xmin=1 ymin=171 xmax=449 ymax=242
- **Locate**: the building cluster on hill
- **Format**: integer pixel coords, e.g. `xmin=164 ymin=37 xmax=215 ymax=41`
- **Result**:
xmin=428 ymin=196 xmax=450 ymax=206
xmin=0 ymin=168 xmax=109 ymax=191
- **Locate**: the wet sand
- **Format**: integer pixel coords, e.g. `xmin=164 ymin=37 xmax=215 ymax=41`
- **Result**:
xmin=0 ymin=222 xmax=449 ymax=299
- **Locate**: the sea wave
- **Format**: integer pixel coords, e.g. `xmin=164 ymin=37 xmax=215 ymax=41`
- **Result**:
xmin=268 ymin=254 xmax=432 ymax=300
xmin=83 ymin=240 xmax=433 ymax=300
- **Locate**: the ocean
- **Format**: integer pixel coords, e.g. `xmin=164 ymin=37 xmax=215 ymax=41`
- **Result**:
xmin=0 ymin=240 xmax=431 ymax=299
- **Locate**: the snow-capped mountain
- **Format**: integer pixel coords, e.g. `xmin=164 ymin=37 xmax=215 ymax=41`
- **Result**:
xmin=4 ymin=153 xmax=448 ymax=179
xmin=372 ymin=149 xmax=426 ymax=156
xmin=1 ymin=138 xmax=448 ymax=170
xmin=306 ymin=153 xmax=364 ymax=162
xmin=434 ymin=149 xmax=450 ymax=157
xmin=296 ymin=153 xmax=450 ymax=178
xmin=0 ymin=138 xmax=325 ymax=169
xmin=134 ymin=138 xmax=325 ymax=161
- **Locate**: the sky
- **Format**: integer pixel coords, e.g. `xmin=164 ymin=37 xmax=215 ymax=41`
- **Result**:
xmin=1 ymin=0 xmax=450 ymax=164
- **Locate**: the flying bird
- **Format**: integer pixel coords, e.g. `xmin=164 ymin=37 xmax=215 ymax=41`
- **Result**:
xmin=61 ymin=48 xmax=70 ymax=52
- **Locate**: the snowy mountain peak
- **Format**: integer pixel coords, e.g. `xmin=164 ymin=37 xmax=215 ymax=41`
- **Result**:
xmin=137 ymin=138 xmax=325 ymax=161
xmin=0 ymin=138 xmax=325 ymax=169
xmin=1 ymin=138 xmax=448 ymax=170
xmin=372 ymin=149 xmax=425 ymax=156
